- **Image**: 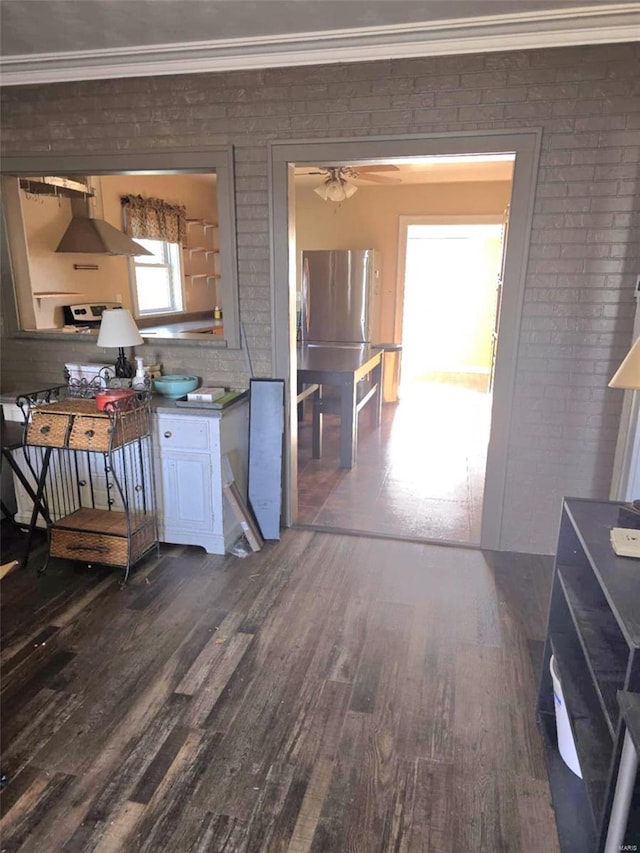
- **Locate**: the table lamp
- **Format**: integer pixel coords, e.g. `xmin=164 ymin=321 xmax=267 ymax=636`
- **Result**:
xmin=609 ymin=335 xmax=640 ymax=390
xmin=609 ymin=335 xmax=640 ymax=531
xmin=97 ymin=308 xmax=143 ymax=379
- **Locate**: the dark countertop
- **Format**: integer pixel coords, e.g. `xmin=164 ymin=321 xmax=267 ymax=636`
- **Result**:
xmin=8 ymin=317 xmax=225 ymax=345
xmin=150 ymin=393 xmax=247 ymax=417
xmin=141 ymin=318 xmax=224 ymax=338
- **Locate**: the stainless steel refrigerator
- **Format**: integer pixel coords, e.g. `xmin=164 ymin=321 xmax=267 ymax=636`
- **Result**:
xmin=300 ymin=249 xmax=380 ymax=345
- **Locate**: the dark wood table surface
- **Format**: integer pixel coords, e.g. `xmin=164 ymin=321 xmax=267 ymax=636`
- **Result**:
xmin=296 ymin=344 xmax=383 ymax=468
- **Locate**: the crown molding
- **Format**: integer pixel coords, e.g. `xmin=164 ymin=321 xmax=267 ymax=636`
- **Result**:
xmin=1 ymin=4 xmax=639 ymax=86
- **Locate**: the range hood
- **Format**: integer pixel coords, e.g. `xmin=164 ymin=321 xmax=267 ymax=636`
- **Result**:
xmin=19 ymin=175 xmax=151 ymax=256
xmin=56 ymin=196 xmax=151 ymax=256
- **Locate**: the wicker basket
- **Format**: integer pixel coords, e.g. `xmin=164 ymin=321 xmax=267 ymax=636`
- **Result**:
xmin=50 ymin=509 xmax=156 ymax=567
xmin=27 ymin=398 xmax=150 ymax=451
xmin=26 ymin=412 xmax=72 ymax=447
xmin=68 ymin=415 xmax=113 ymax=451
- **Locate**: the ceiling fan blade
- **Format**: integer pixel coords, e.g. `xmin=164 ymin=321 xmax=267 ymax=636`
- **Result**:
xmin=352 ymin=165 xmax=400 ymax=173
xmin=300 ymin=166 xmax=342 ymax=174
xmin=357 ymin=173 xmax=402 ymax=184
xmin=298 ymin=164 xmax=400 ymax=176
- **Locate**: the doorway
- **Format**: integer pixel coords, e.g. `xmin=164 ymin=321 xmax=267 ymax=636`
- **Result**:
xmin=270 ymin=130 xmax=541 ymax=550
xmin=400 ymin=221 xmax=502 ymax=395
xmin=295 ymin=216 xmax=504 ymax=544
xmin=395 ymin=219 xmax=504 ymax=543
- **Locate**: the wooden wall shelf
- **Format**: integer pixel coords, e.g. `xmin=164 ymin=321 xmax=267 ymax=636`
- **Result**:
xmin=183 ymin=219 xmax=219 ymax=290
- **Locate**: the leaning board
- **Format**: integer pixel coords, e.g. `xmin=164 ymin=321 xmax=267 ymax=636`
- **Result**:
xmin=247 ymin=379 xmax=285 ymax=540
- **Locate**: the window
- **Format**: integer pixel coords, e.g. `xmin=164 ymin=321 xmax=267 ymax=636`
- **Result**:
xmin=130 ymin=238 xmax=183 ymax=316
xmin=1 ymin=147 xmax=240 ymax=347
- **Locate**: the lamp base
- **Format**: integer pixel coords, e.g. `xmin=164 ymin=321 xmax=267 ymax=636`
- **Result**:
xmin=115 ymin=347 xmax=134 ymax=379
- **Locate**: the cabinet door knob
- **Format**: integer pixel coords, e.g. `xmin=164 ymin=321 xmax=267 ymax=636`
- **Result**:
xmin=85 ymin=429 xmax=95 ymax=438
xmin=164 ymin=431 xmax=172 ymax=439
xmin=40 ymin=425 xmax=50 ymax=434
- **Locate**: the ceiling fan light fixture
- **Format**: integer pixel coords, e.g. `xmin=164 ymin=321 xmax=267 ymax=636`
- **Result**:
xmin=341 ymin=181 xmax=358 ymax=200
xmin=314 ymin=177 xmax=358 ymax=203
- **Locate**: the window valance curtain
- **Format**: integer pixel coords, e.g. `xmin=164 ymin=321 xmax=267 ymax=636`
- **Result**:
xmin=121 ymin=195 xmax=186 ymax=244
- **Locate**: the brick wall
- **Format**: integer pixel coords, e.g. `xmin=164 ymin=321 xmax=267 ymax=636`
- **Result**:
xmin=1 ymin=42 xmax=639 ymax=552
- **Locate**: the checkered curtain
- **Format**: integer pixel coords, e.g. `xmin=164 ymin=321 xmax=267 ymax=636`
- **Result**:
xmin=121 ymin=195 xmax=186 ymax=244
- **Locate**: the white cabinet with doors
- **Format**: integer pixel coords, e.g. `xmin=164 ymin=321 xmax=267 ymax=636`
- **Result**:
xmin=151 ymin=401 xmax=249 ymax=554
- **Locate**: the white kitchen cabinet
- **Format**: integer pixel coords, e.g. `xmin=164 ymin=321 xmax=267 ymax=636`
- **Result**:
xmin=151 ymin=401 xmax=249 ymax=554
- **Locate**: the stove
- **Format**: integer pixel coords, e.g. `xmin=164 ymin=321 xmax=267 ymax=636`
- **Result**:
xmin=62 ymin=302 xmax=122 ymax=327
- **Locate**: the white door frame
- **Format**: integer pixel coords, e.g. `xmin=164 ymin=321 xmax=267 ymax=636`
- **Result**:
xmin=269 ymin=129 xmax=541 ymax=550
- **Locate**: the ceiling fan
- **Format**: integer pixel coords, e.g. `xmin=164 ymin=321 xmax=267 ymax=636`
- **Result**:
xmin=300 ymin=165 xmax=401 ymax=202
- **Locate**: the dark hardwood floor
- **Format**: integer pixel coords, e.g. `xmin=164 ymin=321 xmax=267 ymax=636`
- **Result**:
xmin=0 ymin=521 xmax=559 ymax=852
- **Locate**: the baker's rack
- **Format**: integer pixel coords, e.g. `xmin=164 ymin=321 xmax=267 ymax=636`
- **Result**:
xmin=62 ymin=365 xmax=151 ymax=398
xmin=16 ymin=380 xmax=157 ymax=585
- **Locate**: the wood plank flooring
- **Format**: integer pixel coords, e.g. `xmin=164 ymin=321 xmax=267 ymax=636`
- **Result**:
xmin=0 ymin=524 xmax=559 ymax=852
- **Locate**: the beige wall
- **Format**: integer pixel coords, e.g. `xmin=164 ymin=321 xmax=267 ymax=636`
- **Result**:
xmin=17 ymin=173 xmax=218 ymax=328
xmin=295 ymin=180 xmax=511 ymax=342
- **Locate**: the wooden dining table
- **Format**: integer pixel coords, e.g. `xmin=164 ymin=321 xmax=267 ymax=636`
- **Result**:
xmin=296 ymin=343 xmax=383 ymax=468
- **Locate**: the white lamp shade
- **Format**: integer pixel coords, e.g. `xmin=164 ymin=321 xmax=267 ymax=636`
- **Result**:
xmin=314 ymin=178 xmax=358 ymax=202
xmin=609 ymin=336 xmax=640 ymax=389
xmin=97 ymin=308 xmax=143 ymax=348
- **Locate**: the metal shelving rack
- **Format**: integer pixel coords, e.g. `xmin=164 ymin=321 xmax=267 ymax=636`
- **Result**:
xmin=19 ymin=385 xmax=158 ymax=585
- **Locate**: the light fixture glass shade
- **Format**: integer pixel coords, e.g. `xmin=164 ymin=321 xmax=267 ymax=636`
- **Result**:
xmin=314 ymin=178 xmax=358 ymax=202
xmin=609 ymin=336 xmax=640 ymax=389
xmin=97 ymin=308 xmax=143 ymax=348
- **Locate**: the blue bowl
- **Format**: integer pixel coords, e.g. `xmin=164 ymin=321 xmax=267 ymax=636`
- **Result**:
xmin=153 ymin=375 xmax=199 ymax=399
